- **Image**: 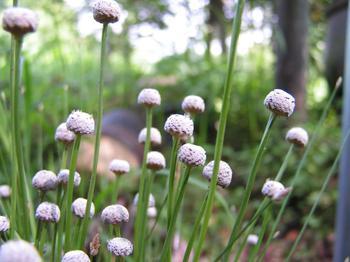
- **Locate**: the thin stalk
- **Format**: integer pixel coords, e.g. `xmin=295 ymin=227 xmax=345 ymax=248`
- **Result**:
xmin=111 ymin=176 xmax=121 ymax=203
xmin=258 ymin=83 xmax=340 ymax=261
xmin=183 ymin=192 xmax=209 ymax=262
xmin=147 ymin=193 xmax=168 ymax=239
xmin=233 ymin=224 xmax=253 ymax=262
xmin=64 ymin=135 xmax=81 ymax=250
xmin=134 ymin=107 xmax=153 ymax=260
xmin=193 ymin=0 xmax=247 ymax=259
xmin=51 ymin=223 xmax=58 ymax=262
xmin=35 ymin=221 xmax=43 ymax=249
xmin=160 ymin=166 xmax=192 ymax=261
xmin=275 ymin=144 xmax=294 ymax=181
xmin=78 ymin=22 xmax=109 ymax=250
xmin=39 ymin=225 xmax=46 ymax=255
xmin=285 ymin=130 xmax=350 ymax=261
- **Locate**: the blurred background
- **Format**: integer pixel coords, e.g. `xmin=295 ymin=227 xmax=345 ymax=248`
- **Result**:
xmin=0 ymin=0 xmax=347 ymax=261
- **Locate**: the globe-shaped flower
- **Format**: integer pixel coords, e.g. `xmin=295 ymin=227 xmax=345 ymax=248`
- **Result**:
xmin=137 ymin=88 xmax=161 ymax=107
xmin=2 ymin=7 xmax=38 ymax=36
xmin=32 ymin=170 xmax=58 ymax=192
xmin=0 ymin=240 xmax=41 ymax=262
xmin=107 ymin=237 xmax=133 ymax=257
xmin=264 ymin=89 xmax=295 ymax=117
xmin=178 ymin=143 xmax=206 ymax=167
xmin=66 ymin=110 xmax=95 ymax=135
xmin=146 ymin=151 xmax=166 ymax=171
xmin=202 ymin=160 xmax=232 ymax=188
xmin=181 ymin=95 xmax=205 ymax=114
xmin=91 ymin=0 xmax=121 ymax=24
xmin=101 ymin=204 xmax=129 ymax=225
xmin=286 ymin=127 xmax=308 ymax=147
xmin=164 ymin=114 xmax=194 ymax=140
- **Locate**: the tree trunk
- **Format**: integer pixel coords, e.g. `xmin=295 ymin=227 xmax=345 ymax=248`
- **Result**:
xmin=275 ymin=0 xmax=309 ymax=119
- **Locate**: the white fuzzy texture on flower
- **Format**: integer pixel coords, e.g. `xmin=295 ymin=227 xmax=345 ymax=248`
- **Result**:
xmin=101 ymin=204 xmax=129 ymax=225
xmin=57 ymin=169 xmax=81 ymax=187
xmin=133 ymin=193 xmax=155 ymax=207
xmin=178 ymin=143 xmax=206 ymax=167
xmin=264 ymin=89 xmax=295 ymax=117
xmin=202 ymin=160 xmax=232 ymax=188
xmin=262 ymin=179 xmax=291 ymax=201
xmin=0 ymin=216 xmax=10 ymax=232
xmin=182 ymin=95 xmax=205 ymax=114
xmin=35 ymin=202 xmax=60 ymax=223
xmin=146 ymin=151 xmax=166 ymax=170
xmin=247 ymin=234 xmax=258 ymax=245
xmin=2 ymin=7 xmax=38 ymax=36
xmin=286 ymin=127 xmax=309 ymax=147
xmin=91 ymin=0 xmax=121 ymax=24
xmin=138 ymin=127 xmax=162 ymax=146
xmin=66 ymin=110 xmax=95 ymax=135
xmin=0 ymin=185 xmax=11 ymax=198
xmin=137 ymin=88 xmax=161 ymax=107
xmin=107 ymin=237 xmax=133 ymax=257
xmin=0 ymin=240 xmax=41 ymax=262
xmin=62 ymin=250 xmax=90 ymax=262
xmin=55 ymin=122 xmax=76 ymax=145
xmin=147 ymin=207 xmax=157 ymax=218
xmin=164 ymin=114 xmax=194 ymax=139
xmin=109 ymin=159 xmax=130 ymax=175
xmin=32 ymin=170 xmax=58 ymax=192
xmin=72 ymin=198 xmax=95 ymax=219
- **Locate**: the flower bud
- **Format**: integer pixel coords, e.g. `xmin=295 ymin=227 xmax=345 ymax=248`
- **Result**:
xmin=35 ymin=202 xmax=60 ymax=223
xmin=202 ymin=160 xmax=232 ymax=188
xmin=0 ymin=185 xmax=11 ymax=198
xmin=137 ymin=88 xmax=161 ymax=107
xmin=66 ymin=110 xmax=95 ymax=135
xmin=107 ymin=237 xmax=133 ymax=257
xmin=147 ymin=207 xmax=157 ymax=218
xmin=286 ymin=127 xmax=308 ymax=147
xmin=91 ymin=0 xmax=121 ymax=24
xmin=0 ymin=216 xmax=10 ymax=233
xmin=62 ymin=250 xmax=90 ymax=262
xmin=133 ymin=193 xmax=155 ymax=207
xmin=57 ymin=169 xmax=81 ymax=187
xmin=0 ymin=240 xmax=41 ymax=262
xmin=264 ymin=89 xmax=295 ymax=117
xmin=55 ymin=122 xmax=76 ymax=145
xmin=72 ymin=198 xmax=95 ymax=218
xmin=178 ymin=143 xmax=206 ymax=167
xmin=101 ymin=204 xmax=129 ymax=225
xmin=109 ymin=159 xmax=130 ymax=175
xmin=262 ymin=179 xmax=291 ymax=201
xmin=247 ymin=234 xmax=258 ymax=245
xmin=138 ymin=127 xmax=162 ymax=146
xmin=2 ymin=7 xmax=38 ymax=36
xmin=32 ymin=170 xmax=58 ymax=192
xmin=164 ymin=114 xmax=194 ymax=140
xmin=182 ymin=95 xmax=205 ymax=114
xmin=146 ymin=151 xmax=166 ymax=170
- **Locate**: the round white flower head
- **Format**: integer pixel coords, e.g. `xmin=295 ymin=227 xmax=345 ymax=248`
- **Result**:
xmin=286 ymin=127 xmax=309 ymax=147
xmin=107 ymin=237 xmax=133 ymax=257
xmin=0 ymin=216 xmax=10 ymax=232
xmin=72 ymin=198 xmax=95 ymax=219
xmin=57 ymin=169 xmax=81 ymax=187
xmin=264 ymin=89 xmax=295 ymax=117
xmin=133 ymin=193 xmax=155 ymax=207
xmin=182 ymin=95 xmax=205 ymax=114
xmin=0 ymin=185 xmax=11 ymax=198
xmin=147 ymin=206 xmax=157 ymax=218
xmin=62 ymin=250 xmax=90 ymax=262
xmin=35 ymin=202 xmax=60 ymax=223
xmin=101 ymin=204 xmax=129 ymax=225
xmin=66 ymin=110 xmax=95 ymax=135
xmin=0 ymin=240 xmax=41 ymax=262
xmin=247 ymin=234 xmax=258 ymax=245
xmin=146 ymin=151 xmax=166 ymax=170
xmin=137 ymin=88 xmax=161 ymax=107
xmin=55 ymin=122 xmax=76 ymax=145
xmin=32 ymin=170 xmax=58 ymax=192
xmin=202 ymin=160 xmax=232 ymax=188
xmin=262 ymin=179 xmax=291 ymax=201
xmin=178 ymin=143 xmax=206 ymax=167
xmin=109 ymin=159 xmax=130 ymax=175
xmin=138 ymin=127 xmax=162 ymax=146
xmin=91 ymin=0 xmax=121 ymax=24
xmin=2 ymin=7 xmax=38 ymax=36
xmin=164 ymin=114 xmax=194 ymax=139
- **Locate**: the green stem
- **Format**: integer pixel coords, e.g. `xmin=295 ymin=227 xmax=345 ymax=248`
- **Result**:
xmin=134 ymin=107 xmax=153 ymax=260
xmin=111 ymin=176 xmax=120 ymax=203
xmin=147 ymin=193 xmax=168 ymax=239
xmin=160 ymin=166 xmax=192 ymax=261
xmin=35 ymin=221 xmax=43 ymax=249
xmin=233 ymin=224 xmax=253 ymax=262
xmin=258 ymin=84 xmax=340 ymax=262
xmin=285 ymin=130 xmax=350 ymax=261
xmin=55 ymin=190 xmax=66 ymax=261
xmin=64 ymin=134 xmax=81 ymax=250
xmin=78 ymin=23 xmax=109 ymax=249
xmin=51 ymin=223 xmax=58 ymax=262
xmin=193 ymin=0 xmax=246 ymax=259
xmin=275 ymin=144 xmax=294 ymax=181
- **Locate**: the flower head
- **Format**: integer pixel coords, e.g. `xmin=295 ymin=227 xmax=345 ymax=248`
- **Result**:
xmin=202 ymin=160 xmax=232 ymax=188
xmin=138 ymin=127 xmax=162 ymax=146
xmin=91 ymin=0 xmax=121 ymax=24
xmin=101 ymin=204 xmax=129 ymax=225
xmin=264 ymin=89 xmax=295 ymax=117
xmin=72 ymin=198 xmax=95 ymax=218
xmin=0 ymin=185 xmax=11 ymax=198
xmin=109 ymin=159 xmax=130 ymax=175
xmin=147 ymin=207 xmax=157 ymax=218
xmin=0 ymin=240 xmax=41 ymax=262
xmin=286 ymin=127 xmax=308 ymax=147
xmin=247 ymin=234 xmax=258 ymax=245
xmin=262 ymin=179 xmax=291 ymax=201
xmin=2 ymin=7 xmax=38 ymax=36
xmin=146 ymin=151 xmax=166 ymax=171
xmin=107 ymin=237 xmax=133 ymax=257
xmin=137 ymin=88 xmax=161 ymax=107
xmin=32 ymin=170 xmax=58 ymax=192
xmin=62 ymin=250 xmax=90 ymax=262
xmin=35 ymin=202 xmax=60 ymax=223
xmin=66 ymin=110 xmax=95 ymax=135
xmin=178 ymin=143 xmax=206 ymax=167
xmin=182 ymin=95 xmax=205 ymax=114
xmin=55 ymin=122 xmax=76 ymax=145
xmin=0 ymin=216 xmax=10 ymax=233
xmin=57 ymin=169 xmax=81 ymax=187
xmin=164 ymin=114 xmax=194 ymax=140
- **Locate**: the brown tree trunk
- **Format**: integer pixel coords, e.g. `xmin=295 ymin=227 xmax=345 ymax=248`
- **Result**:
xmin=275 ymin=0 xmax=309 ymax=119
xmin=208 ymin=0 xmax=227 ymax=55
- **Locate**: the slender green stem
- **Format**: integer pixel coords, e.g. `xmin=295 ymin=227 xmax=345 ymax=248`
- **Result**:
xmin=258 ymin=84 xmax=340 ymax=262
xmin=134 ymin=107 xmax=153 ymax=260
xmin=51 ymin=223 xmax=58 ymax=262
xmin=193 ymin=0 xmax=246 ymax=260
xmin=64 ymin=135 xmax=81 ymax=250
xmin=78 ymin=23 xmax=109 ymax=249
xmin=39 ymin=225 xmax=46 ymax=255
xmin=285 ymin=130 xmax=350 ymax=261
xmin=35 ymin=221 xmax=43 ymax=249
xmin=183 ymin=192 xmax=209 ymax=262
xmin=55 ymin=192 xmax=65 ymax=261
xmin=233 ymin=224 xmax=253 ymax=262
xmin=111 ymin=176 xmax=121 ymax=203
xmin=147 ymin=193 xmax=168 ymax=239
xmin=160 ymin=166 xmax=192 ymax=261
xmin=275 ymin=144 xmax=294 ymax=181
